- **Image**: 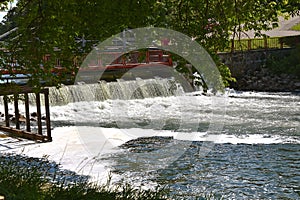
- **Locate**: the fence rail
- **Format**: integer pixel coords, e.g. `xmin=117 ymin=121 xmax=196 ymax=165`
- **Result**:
xmin=230 ymin=35 xmax=300 ymax=52
xmin=0 ymin=86 xmax=52 ymax=142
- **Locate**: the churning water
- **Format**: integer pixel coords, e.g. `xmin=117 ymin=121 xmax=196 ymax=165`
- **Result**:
xmin=49 ymin=81 xmax=299 ymax=199
xmin=0 ymin=79 xmax=299 ymax=199
xmin=96 ymin=90 xmax=299 ymax=199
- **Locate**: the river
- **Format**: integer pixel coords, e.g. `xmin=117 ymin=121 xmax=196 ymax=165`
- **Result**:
xmin=0 ymin=79 xmax=299 ymax=199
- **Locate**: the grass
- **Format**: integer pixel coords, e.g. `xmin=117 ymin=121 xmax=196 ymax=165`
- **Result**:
xmin=0 ymin=153 xmax=169 ymax=200
xmin=291 ymin=23 xmax=300 ymax=31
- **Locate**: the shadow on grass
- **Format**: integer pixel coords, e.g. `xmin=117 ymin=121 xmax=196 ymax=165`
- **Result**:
xmin=0 ymin=153 xmax=168 ymax=200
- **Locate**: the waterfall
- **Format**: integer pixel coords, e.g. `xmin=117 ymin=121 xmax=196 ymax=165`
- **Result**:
xmin=0 ymin=77 xmax=189 ymax=107
xmin=40 ymin=77 xmax=187 ymax=106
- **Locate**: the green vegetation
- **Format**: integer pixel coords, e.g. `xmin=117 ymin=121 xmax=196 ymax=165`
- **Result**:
xmin=267 ymin=45 xmax=300 ymax=78
xmin=0 ymin=0 xmax=299 ymax=88
xmin=291 ymin=23 xmax=300 ymax=31
xmin=0 ymin=153 xmax=168 ymax=200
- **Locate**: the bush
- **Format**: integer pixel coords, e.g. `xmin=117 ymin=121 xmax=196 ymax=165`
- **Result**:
xmin=173 ymin=53 xmax=236 ymax=91
xmin=267 ymin=45 xmax=300 ymax=78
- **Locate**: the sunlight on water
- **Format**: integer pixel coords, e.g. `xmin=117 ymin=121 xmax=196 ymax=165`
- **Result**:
xmin=0 ymin=81 xmax=299 ymax=199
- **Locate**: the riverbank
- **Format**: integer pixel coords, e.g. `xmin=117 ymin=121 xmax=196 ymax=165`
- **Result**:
xmin=0 ymin=152 xmax=168 ymax=200
xmin=223 ymin=15 xmax=300 ymax=92
xmin=0 ymin=127 xmax=170 ymax=199
xmin=229 ymin=66 xmax=300 ymax=92
xmin=219 ymin=49 xmax=300 ymax=92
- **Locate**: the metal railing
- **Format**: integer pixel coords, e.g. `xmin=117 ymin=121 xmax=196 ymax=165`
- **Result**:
xmin=230 ymin=35 xmax=300 ymax=52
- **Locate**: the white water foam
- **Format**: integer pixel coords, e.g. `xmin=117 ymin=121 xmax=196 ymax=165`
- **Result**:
xmin=0 ymin=87 xmax=299 ymax=186
xmin=1 ymin=89 xmax=299 ymax=143
xmin=1 ymin=125 xmax=298 ymax=185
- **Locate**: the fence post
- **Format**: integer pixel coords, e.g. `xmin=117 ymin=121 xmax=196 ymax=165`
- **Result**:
xmin=3 ymin=96 xmax=9 ymax=127
xmin=280 ymin=41 xmax=283 ymax=49
xmin=231 ymin=39 xmax=235 ymax=52
xmin=13 ymin=94 xmax=20 ymax=130
xmin=44 ymin=89 xmax=52 ymax=141
xmin=36 ymin=92 xmax=42 ymax=135
xmin=24 ymin=93 xmax=31 ymax=132
xmin=264 ymin=37 xmax=268 ymax=49
xmin=248 ymin=39 xmax=251 ymax=50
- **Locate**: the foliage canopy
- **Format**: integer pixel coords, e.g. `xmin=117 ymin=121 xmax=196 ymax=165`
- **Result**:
xmin=0 ymin=0 xmax=299 ymax=87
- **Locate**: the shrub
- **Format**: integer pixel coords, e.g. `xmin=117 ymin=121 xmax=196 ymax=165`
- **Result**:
xmin=267 ymin=45 xmax=300 ymax=78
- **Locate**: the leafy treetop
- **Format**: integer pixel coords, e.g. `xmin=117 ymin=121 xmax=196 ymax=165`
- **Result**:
xmin=0 ymin=0 xmax=299 ymax=87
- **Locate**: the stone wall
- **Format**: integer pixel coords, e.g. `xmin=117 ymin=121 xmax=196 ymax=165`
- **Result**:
xmin=218 ymin=49 xmax=300 ymax=92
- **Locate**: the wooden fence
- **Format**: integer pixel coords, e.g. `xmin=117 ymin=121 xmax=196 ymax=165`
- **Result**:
xmin=0 ymin=86 xmax=52 ymax=142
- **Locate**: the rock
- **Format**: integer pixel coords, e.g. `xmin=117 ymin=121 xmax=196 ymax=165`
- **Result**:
xmin=19 ymin=115 xmax=26 ymax=123
xmin=294 ymin=82 xmax=300 ymax=87
xmin=11 ymin=115 xmax=26 ymax=123
xmin=281 ymin=79 xmax=289 ymax=84
xmin=262 ymin=77 xmax=269 ymax=82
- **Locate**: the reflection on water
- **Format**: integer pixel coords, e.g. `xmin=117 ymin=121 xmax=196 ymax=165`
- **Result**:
xmin=161 ymin=143 xmax=300 ymax=199
xmin=105 ymin=141 xmax=300 ymax=199
xmin=1 ymin=84 xmax=299 ymax=199
xmin=98 ymin=91 xmax=299 ymax=199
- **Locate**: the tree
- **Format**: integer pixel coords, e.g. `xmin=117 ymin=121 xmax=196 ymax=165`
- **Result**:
xmin=152 ymin=0 xmax=300 ymax=51
xmin=150 ymin=0 xmax=299 ymax=86
xmin=1 ymin=0 xmax=159 ymax=87
xmin=0 ymin=0 xmax=14 ymax=33
xmin=1 ymin=0 xmax=299 ymax=88
xmin=0 ymin=0 xmax=11 ymax=10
